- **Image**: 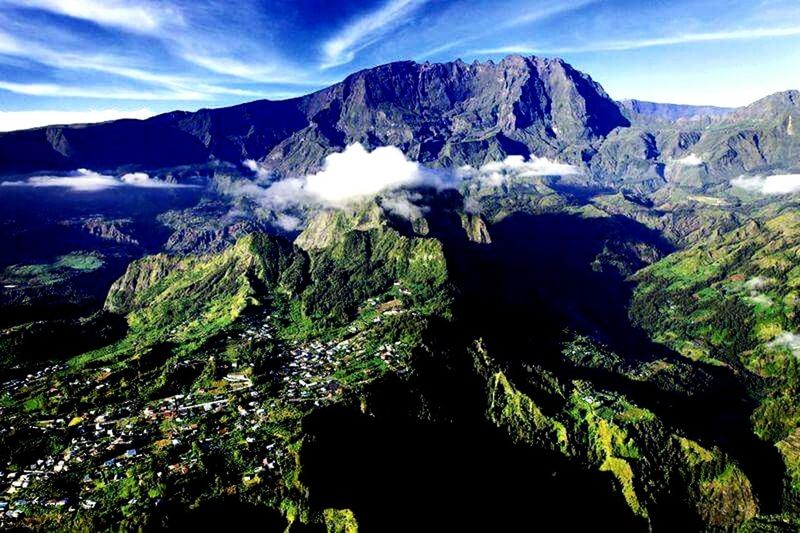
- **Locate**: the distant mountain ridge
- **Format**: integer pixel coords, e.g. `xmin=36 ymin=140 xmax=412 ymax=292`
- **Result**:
xmin=0 ymin=56 xmax=798 ymax=191
xmin=618 ymin=99 xmax=733 ymax=123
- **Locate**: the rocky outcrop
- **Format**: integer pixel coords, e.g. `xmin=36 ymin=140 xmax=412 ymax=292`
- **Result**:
xmin=460 ymin=213 xmax=492 ymax=244
xmin=74 ymin=217 xmax=139 ymax=246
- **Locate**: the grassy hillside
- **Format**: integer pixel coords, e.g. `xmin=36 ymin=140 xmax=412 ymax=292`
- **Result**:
xmin=631 ymin=208 xmax=800 ymax=515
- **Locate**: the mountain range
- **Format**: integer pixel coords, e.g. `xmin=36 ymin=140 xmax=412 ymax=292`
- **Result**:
xmin=1 ymin=55 xmax=798 ymax=191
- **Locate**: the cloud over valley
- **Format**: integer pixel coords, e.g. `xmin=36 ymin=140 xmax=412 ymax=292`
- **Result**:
xmin=1 ymin=169 xmax=198 ymax=191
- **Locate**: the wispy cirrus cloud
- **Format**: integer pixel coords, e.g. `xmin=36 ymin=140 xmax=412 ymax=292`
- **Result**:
xmin=415 ymin=0 xmax=597 ymax=60
xmin=0 ymin=0 xmax=179 ymax=33
xmin=0 ymin=81 xmax=207 ymax=101
xmin=473 ymin=25 xmax=800 ymax=55
xmin=0 ymin=0 xmax=798 ymax=122
xmin=504 ymin=0 xmax=598 ymax=30
xmin=0 ymin=3 xmax=311 ymax=106
xmin=321 ymin=0 xmax=427 ymax=69
xmin=0 ymin=30 xmax=275 ymax=101
xmin=181 ymin=53 xmax=320 ymax=87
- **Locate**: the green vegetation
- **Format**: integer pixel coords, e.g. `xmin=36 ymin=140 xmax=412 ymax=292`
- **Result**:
xmin=474 ymin=338 xmax=758 ymax=528
xmin=323 ymin=508 xmax=359 ymax=533
xmin=631 ymin=208 xmax=800 ymax=510
xmin=1 ymin=252 xmax=104 ymax=286
xmin=0 ymin=207 xmax=453 ymax=530
xmin=2 ymin=190 xmax=800 ymax=530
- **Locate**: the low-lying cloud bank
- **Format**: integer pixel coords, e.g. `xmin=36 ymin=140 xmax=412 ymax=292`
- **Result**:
xmin=227 ymin=145 xmax=581 ymax=227
xmin=731 ymin=173 xmax=800 ymax=194
xmin=458 ymin=155 xmax=581 ymax=187
xmin=243 ymin=159 xmax=271 ymax=180
xmin=236 ymin=143 xmax=453 ymax=210
xmin=1 ymin=169 xmax=197 ymax=191
xmin=305 ymin=144 xmax=444 ymax=204
xmin=231 ymin=144 xmax=448 ymax=221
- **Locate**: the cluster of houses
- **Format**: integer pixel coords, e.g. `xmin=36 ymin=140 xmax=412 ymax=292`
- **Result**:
xmin=279 ymin=342 xmax=344 ymax=403
xmin=0 ymin=363 xmax=66 ymax=398
xmin=0 ymin=377 xmax=285 ymax=524
xmin=0 ymin=298 xmax=412 ymax=525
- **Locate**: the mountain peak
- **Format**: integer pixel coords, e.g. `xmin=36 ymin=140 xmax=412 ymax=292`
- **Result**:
xmin=753 ymin=89 xmax=800 ymax=107
xmin=730 ymin=89 xmax=800 ymax=121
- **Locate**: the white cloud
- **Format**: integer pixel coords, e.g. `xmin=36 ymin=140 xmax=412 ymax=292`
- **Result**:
xmin=243 ymin=159 xmax=271 ymax=180
xmin=321 ymin=0 xmax=427 ymax=69
xmin=1 ymin=169 xmax=196 ymax=191
xmin=380 ymin=191 xmax=427 ymax=220
xmin=768 ymin=332 xmax=800 ymax=355
xmin=0 ymin=108 xmax=154 ymax=132
xmin=746 ymin=276 xmax=773 ymax=306
xmin=731 ymin=174 xmax=800 ymax=195
xmin=748 ymin=293 xmax=773 ymax=307
xmin=275 ymin=213 xmax=302 ymax=231
xmin=0 ymin=29 xmax=21 ymax=54
xmin=2 ymin=169 xmax=121 ymax=191
xmin=226 ymin=146 xmax=581 ymax=231
xmin=223 ymin=143 xmax=459 ymax=229
xmin=415 ymin=0 xmax=597 ymax=60
xmin=463 ymin=196 xmax=482 ymax=215
xmin=181 ymin=53 xmax=317 ymax=86
xmin=232 ymin=144 xmax=446 ymax=207
xmin=120 ymin=172 xmax=196 ymax=188
xmin=746 ymin=276 xmax=768 ymax=291
xmin=3 ymin=0 xmax=176 ymax=33
xmin=458 ymin=155 xmax=580 ymax=186
xmin=673 ymin=154 xmax=704 ymax=166
xmin=0 ymin=30 xmax=270 ymax=102
xmin=304 ymin=143 xmax=431 ymax=204
xmin=503 ymin=0 xmax=598 ymax=30
xmin=471 ymin=44 xmax=544 ymax=55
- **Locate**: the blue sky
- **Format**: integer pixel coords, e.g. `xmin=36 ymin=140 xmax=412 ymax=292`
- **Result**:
xmin=0 ymin=0 xmax=799 ymax=130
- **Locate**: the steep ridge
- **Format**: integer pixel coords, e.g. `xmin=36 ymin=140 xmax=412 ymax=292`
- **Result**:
xmin=594 ymin=90 xmax=800 ymax=188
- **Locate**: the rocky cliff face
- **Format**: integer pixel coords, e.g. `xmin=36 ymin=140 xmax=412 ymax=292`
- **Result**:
xmin=277 ymin=55 xmax=628 ymax=171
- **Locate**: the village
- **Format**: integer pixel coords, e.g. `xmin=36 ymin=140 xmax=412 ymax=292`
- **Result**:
xmin=0 ymin=303 xmax=409 ymax=525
